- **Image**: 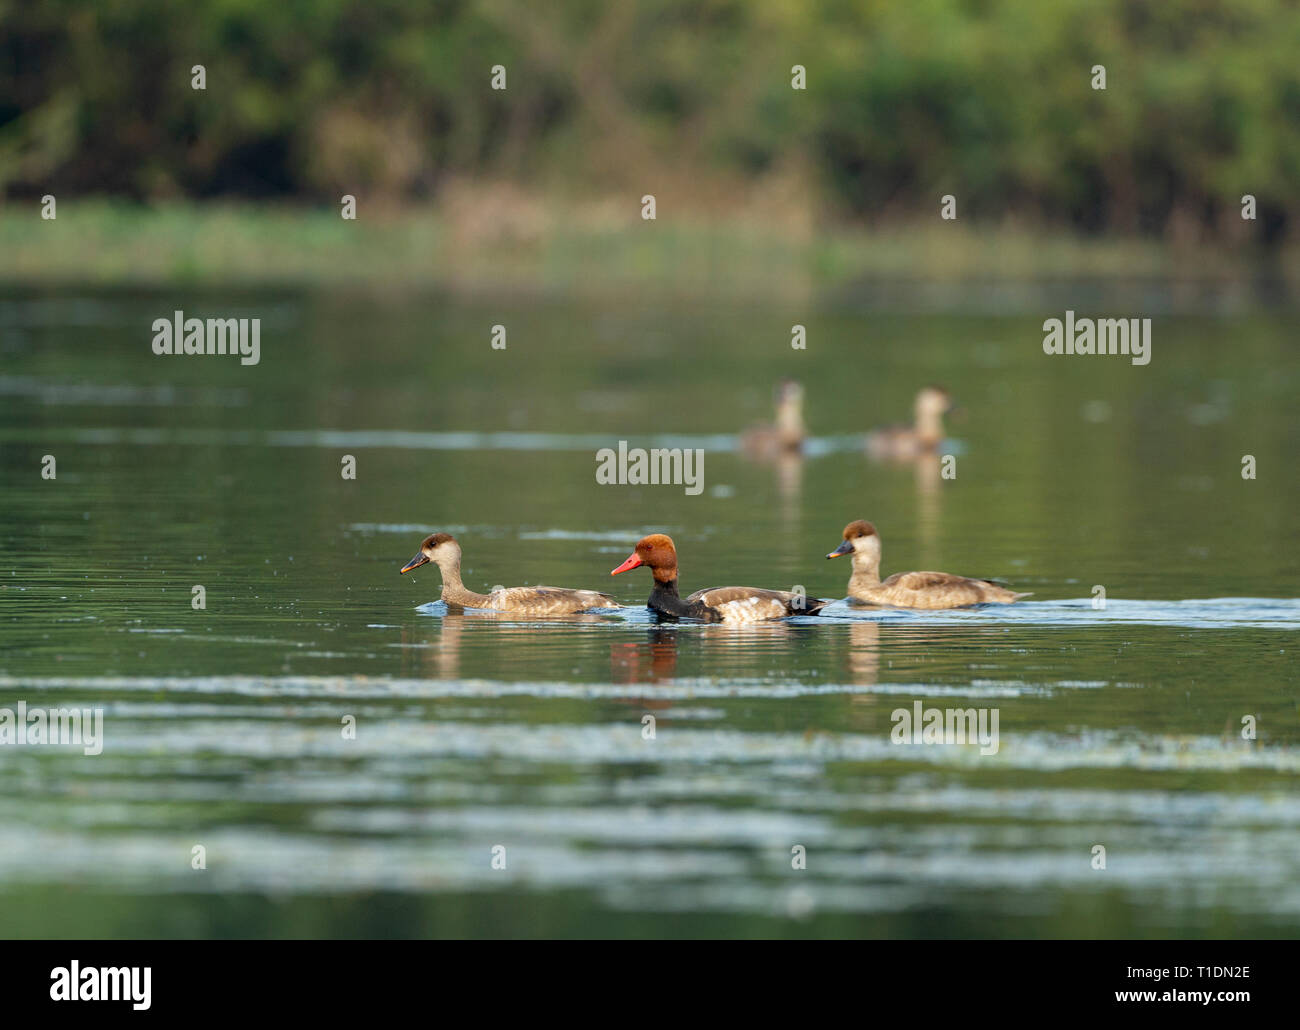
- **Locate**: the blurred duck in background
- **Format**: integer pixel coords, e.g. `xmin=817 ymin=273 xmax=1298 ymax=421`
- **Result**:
xmin=740 ymin=379 xmax=806 ymax=458
xmin=865 ymin=385 xmax=953 ymax=460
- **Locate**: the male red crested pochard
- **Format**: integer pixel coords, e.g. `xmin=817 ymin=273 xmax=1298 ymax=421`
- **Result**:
xmin=865 ymin=386 xmax=953 ymax=460
xmin=826 ymin=520 xmax=1031 ymax=609
xmin=400 ymin=533 xmax=619 ymax=614
xmin=740 ymin=379 xmax=806 ymax=457
xmin=611 ymin=533 xmax=830 ymax=623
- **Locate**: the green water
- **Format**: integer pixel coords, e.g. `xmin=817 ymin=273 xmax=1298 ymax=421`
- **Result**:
xmin=0 ymin=286 xmax=1297 ymax=938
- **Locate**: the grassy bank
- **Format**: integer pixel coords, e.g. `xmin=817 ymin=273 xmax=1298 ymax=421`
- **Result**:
xmin=3 ymin=201 xmax=1295 ymax=301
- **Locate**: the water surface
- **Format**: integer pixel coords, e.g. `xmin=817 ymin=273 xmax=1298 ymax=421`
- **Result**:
xmin=1 ymin=287 xmax=1296 ymax=937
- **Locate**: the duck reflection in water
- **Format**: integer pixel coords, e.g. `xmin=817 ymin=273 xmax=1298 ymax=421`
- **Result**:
xmin=610 ymin=626 xmax=680 ymax=685
xmin=739 ymin=380 xmax=808 ymax=519
xmin=610 ymin=620 xmax=821 ymax=686
xmin=914 ymin=450 xmax=942 ymax=564
xmin=402 ymin=606 xmax=609 ymax=679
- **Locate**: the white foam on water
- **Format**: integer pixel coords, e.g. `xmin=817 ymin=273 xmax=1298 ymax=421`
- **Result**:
xmin=0 ymin=673 xmax=1050 ymax=701
xmin=800 ymin=596 xmax=1300 ymax=630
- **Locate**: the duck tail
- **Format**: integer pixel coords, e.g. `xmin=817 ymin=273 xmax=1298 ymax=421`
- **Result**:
xmin=799 ymin=597 xmax=834 ymax=616
xmin=1011 ymin=591 xmax=1034 ymax=602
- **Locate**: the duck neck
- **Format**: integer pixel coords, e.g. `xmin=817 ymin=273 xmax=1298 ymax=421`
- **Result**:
xmin=437 ymin=558 xmax=492 ymax=608
xmin=649 ymin=571 xmax=681 ymax=601
xmin=776 ymin=401 xmax=805 ymax=446
xmin=916 ymin=407 xmax=944 ymax=446
xmin=648 ymin=571 xmax=715 ymax=621
xmin=849 ymin=556 xmax=882 ymax=594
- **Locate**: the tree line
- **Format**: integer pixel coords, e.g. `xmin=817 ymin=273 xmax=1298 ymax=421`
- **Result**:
xmin=2 ymin=0 xmax=1296 ymax=244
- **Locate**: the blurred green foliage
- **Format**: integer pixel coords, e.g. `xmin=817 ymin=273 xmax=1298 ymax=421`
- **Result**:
xmin=2 ymin=0 xmax=1297 ymax=241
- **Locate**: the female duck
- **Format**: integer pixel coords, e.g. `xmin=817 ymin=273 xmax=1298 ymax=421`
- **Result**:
xmin=826 ymin=520 xmax=1030 ymax=609
xmin=612 ymin=533 xmax=829 ymax=623
xmin=400 ymin=533 xmax=619 ymax=614
xmin=865 ymin=385 xmax=952 ymax=460
xmin=740 ymin=379 xmax=807 ymax=457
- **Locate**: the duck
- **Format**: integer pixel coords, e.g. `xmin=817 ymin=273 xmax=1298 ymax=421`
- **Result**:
xmin=611 ymin=533 xmax=830 ymax=623
xmin=865 ymin=385 xmax=952 ymax=460
xmin=400 ymin=533 xmax=619 ymax=614
xmin=740 ymin=379 xmax=806 ymax=457
xmin=826 ymin=520 xmax=1031 ymax=609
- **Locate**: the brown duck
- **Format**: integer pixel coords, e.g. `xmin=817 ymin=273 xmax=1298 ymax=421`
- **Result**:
xmin=400 ymin=533 xmax=619 ymax=614
xmin=826 ymin=520 xmax=1031 ymax=609
xmin=612 ymin=533 xmax=830 ymax=623
xmin=740 ymin=379 xmax=807 ymax=457
xmin=865 ymin=386 xmax=953 ymax=460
